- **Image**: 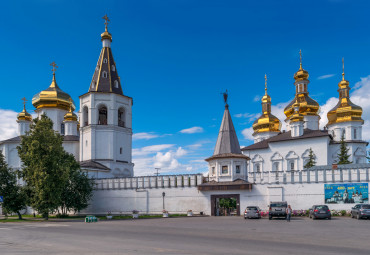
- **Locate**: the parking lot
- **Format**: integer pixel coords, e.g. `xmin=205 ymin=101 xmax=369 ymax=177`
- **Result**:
xmin=0 ymin=216 xmax=369 ymax=255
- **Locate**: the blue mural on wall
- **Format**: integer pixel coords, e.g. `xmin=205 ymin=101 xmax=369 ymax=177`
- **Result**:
xmin=325 ymin=183 xmax=369 ymax=204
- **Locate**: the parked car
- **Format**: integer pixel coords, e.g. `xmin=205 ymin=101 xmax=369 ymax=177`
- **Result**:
xmin=309 ymin=205 xmax=331 ymax=220
xmin=268 ymin=201 xmax=287 ymax=220
xmin=244 ymin=206 xmax=261 ymax=219
xmin=351 ymin=204 xmax=370 ymax=219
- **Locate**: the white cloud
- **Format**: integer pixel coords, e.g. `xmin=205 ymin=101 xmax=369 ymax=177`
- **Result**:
xmin=234 ymin=113 xmax=260 ymax=122
xmin=0 ymin=109 xmax=19 ymax=141
xmin=253 ymin=95 xmax=261 ymax=102
xmin=132 ymin=144 xmax=175 ymax=156
xmin=180 ymin=126 xmax=204 ymax=134
xmin=317 ymin=74 xmax=335 ymax=80
xmin=133 ymin=132 xmax=159 ymax=140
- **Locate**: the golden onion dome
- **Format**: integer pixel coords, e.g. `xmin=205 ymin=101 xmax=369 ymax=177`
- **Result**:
xmin=284 ymin=94 xmax=320 ymax=120
xmin=289 ymin=102 xmax=304 ymax=122
xmin=294 ymin=65 xmax=309 ymax=81
xmin=32 ymin=73 xmax=75 ymax=111
xmin=64 ymin=111 xmax=78 ymax=121
xmin=327 ymin=60 xmax=363 ymax=126
xmin=253 ymin=75 xmax=282 ymax=135
xmin=284 ymin=51 xmax=319 ymax=120
xmin=17 ymin=106 xmax=32 ymax=122
xmin=252 ymin=114 xmax=281 ymax=135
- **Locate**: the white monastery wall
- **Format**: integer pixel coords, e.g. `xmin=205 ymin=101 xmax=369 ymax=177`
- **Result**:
xmin=244 ymin=136 xmax=330 ymax=172
xmin=83 ymin=167 xmax=370 ymax=216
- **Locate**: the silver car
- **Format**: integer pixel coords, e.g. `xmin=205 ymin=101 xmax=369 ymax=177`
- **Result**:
xmin=351 ymin=204 xmax=370 ymax=219
xmin=244 ymin=206 xmax=261 ymax=219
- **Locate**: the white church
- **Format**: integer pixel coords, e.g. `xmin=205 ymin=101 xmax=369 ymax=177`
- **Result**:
xmin=1 ymin=19 xmax=369 ymax=216
xmin=1 ymin=17 xmax=134 ymax=179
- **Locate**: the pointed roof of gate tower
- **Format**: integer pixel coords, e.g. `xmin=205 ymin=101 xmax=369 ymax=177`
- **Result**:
xmin=206 ymin=91 xmax=250 ymax=161
xmin=88 ymin=15 xmax=124 ymax=95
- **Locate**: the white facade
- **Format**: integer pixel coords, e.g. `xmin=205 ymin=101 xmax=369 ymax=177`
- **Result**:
xmin=79 ymin=91 xmax=134 ymax=178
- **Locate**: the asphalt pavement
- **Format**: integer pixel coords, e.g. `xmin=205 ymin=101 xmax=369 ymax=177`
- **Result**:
xmin=0 ymin=216 xmax=369 ymax=255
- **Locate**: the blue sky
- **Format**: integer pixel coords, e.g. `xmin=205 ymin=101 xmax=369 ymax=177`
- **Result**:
xmin=1 ymin=0 xmax=370 ymax=175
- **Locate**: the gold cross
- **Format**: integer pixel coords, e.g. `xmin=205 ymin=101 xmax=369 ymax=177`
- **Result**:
xmin=103 ymin=14 xmax=110 ymax=31
xmin=264 ymin=74 xmax=267 ymax=94
xmin=21 ymin=97 xmax=27 ymax=107
xmin=299 ymin=49 xmax=302 ymax=68
xmin=50 ymin=61 xmax=58 ymax=75
xmin=342 ymin=57 xmax=345 ymax=80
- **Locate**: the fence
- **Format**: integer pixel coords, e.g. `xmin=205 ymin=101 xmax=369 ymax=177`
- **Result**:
xmin=248 ymin=163 xmax=370 ymax=185
xmin=93 ymin=174 xmax=204 ymax=190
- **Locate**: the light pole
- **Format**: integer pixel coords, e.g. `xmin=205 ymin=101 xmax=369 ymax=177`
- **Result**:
xmin=162 ymin=192 xmax=165 ymax=210
xmin=154 ymin=168 xmax=160 ymax=176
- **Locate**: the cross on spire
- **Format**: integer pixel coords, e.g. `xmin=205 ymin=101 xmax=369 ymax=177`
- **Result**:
xmin=264 ymin=74 xmax=267 ymax=95
xmin=342 ymin=57 xmax=345 ymax=80
xmin=103 ymin=14 xmax=110 ymax=31
xmin=21 ymin=97 xmax=27 ymax=110
xmin=299 ymin=49 xmax=302 ymax=69
xmin=50 ymin=61 xmax=58 ymax=75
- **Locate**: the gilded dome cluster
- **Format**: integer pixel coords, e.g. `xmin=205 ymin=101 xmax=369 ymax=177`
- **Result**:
xmin=253 ymin=54 xmax=363 ymax=136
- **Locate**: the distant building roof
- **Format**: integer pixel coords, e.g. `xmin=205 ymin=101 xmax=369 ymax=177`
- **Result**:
xmin=80 ymin=160 xmax=110 ymax=171
xmin=242 ymin=129 xmax=331 ymax=151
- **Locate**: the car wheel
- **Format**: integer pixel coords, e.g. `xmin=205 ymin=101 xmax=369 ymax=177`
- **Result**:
xmin=312 ymin=216 xmax=316 ymax=220
xmin=269 ymin=216 xmax=272 ymax=220
xmin=244 ymin=216 xmax=247 ymax=219
xmin=328 ymin=217 xmax=331 ymax=220
xmin=357 ymin=213 xmax=361 ymax=220
xmin=351 ymin=213 xmax=354 ymax=218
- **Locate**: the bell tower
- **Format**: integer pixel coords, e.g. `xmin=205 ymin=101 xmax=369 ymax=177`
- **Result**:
xmin=79 ymin=16 xmax=134 ymax=178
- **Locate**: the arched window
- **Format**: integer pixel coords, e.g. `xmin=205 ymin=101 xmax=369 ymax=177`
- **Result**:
xmin=354 ymin=129 xmax=357 ymax=139
xmin=61 ymin=123 xmax=65 ymax=135
xmin=273 ymin=162 xmax=279 ymax=171
xmin=118 ymin=108 xmax=125 ymax=127
xmin=289 ymin=161 xmax=295 ymax=171
xmin=112 ymin=65 xmax=115 ymax=71
xmin=114 ymin=80 xmax=119 ymax=88
xmin=91 ymin=82 xmax=96 ymax=89
xmin=103 ymin=58 xmax=107 ymax=63
xmin=342 ymin=129 xmax=346 ymax=138
xmin=83 ymin=106 xmax=89 ymax=126
xmin=98 ymin=105 xmax=108 ymax=125
xmin=256 ymin=163 xmax=261 ymax=173
xmin=102 ymin=71 xmax=108 ymax=78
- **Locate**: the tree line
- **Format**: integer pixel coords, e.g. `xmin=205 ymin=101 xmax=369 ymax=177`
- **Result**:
xmin=0 ymin=114 xmax=93 ymax=220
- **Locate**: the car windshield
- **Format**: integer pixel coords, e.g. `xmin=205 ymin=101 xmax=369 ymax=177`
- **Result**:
xmin=315 ymin=206 xmax=328 ymax=210
xmin=361 ymin=205 xmax=370 ymax=209
xmin=270 ymin=203 xmax=287 ymax=207
xmin=247 ymin=207 xmax=258 ymax=210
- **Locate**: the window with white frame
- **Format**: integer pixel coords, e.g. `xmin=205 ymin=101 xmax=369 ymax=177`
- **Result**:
xmin=114 ymin=80 xmax=119 ymax=88
xmin=222 ymin=166 xmax=228 ymax=174
xmin=256 ymin=163 xmax=261 ymax=173
xmin=273 ymin=162 xmax=279 ymax=171
xmin=112 ymin=65 xmax=115 ymax=71
xmin=290 ymin=161 xmax=295 ymax=171
xmin=102 ymin=71 xmax=108 ymax=78
xmin=212 ymin=167 xmax=215 ymax=175
xmin=236 ymin=165 xmax=240 ymax=174
xmin=103 ymin=58 xmax=107 ymax=63
xmin=354 ymin=128 xmax=357 ymax=139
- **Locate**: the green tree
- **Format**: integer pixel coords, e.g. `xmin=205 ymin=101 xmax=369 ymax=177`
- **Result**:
xmin=0 ymin=151 xmax=27 ymax=219
xmin=59 ymin=153 xmax=94 ymax=215
xmin=17 ymin=114 xmax=69 ymax=219
xmin=304 ymin=148 xmax=316 ymax=169
xmin=337 ymin=134 xmax=352 ymax=165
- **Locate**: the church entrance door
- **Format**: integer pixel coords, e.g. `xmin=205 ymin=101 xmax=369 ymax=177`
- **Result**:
xmin=211 ymin=194 xmax=240 ymax=216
